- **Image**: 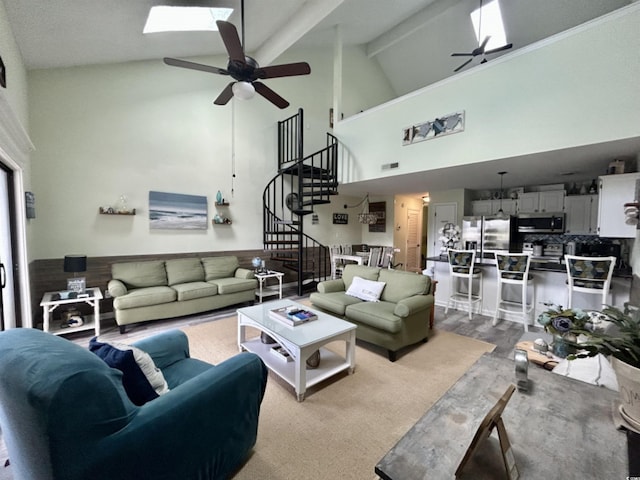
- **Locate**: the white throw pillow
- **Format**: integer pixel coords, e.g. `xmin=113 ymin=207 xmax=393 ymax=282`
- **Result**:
xmin=346 ymin=276 xmax=386 ymax=302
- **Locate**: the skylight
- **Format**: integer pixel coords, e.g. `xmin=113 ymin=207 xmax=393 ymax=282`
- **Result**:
xmin=143 ymin=6 xmax=233 ymax=34
xmin=470 ymin=0 xmax=507 ymax=51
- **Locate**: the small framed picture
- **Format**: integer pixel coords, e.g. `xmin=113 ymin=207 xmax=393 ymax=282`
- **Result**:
xmin=25 ymin=192 xmax=35 ymax=219
xmin=67 ymin=277 xmax=86 ymax=293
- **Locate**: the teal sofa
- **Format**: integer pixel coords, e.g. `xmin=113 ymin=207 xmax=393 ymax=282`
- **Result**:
xmin=109 ymin=256 xmax=257 ymax=333
xmin=310 ymin=264 xmax=434 ymax=361
xmin=0 ymin=328 xmax=268 ymax=480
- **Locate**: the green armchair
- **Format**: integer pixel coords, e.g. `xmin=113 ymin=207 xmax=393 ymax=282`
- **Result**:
xmin=0 ymin=328 xmax=267 ymax=480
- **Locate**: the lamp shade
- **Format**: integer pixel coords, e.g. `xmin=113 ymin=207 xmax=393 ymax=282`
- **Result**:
xmin=63 ymin=255 xmax=87 ymax=273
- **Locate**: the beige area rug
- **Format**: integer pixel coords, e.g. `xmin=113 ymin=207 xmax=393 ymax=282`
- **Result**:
xmin=181 ymin=313 xmax=495 ymax=480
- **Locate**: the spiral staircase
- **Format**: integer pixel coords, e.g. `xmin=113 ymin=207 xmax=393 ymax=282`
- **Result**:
xmin=262 ymin=108 xmax=338 ymax=295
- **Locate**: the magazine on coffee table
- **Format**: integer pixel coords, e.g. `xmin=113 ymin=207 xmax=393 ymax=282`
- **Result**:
xmin=269 ymin=306 xmax=318 ymax=327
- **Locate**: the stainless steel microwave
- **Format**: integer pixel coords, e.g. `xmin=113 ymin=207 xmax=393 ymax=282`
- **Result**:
xmin=517 ymin=213 xmax=565 ymax=233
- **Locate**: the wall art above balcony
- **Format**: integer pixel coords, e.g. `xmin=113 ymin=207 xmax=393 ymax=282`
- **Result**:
xmin=402 ymin=110 xmax=465 ymax=146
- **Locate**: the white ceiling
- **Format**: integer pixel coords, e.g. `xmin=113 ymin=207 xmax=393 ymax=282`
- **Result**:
xmin=3 ymin=0 xmax=638 ymax=196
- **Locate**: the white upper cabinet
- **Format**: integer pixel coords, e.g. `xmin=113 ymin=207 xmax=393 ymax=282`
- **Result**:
xmin=471 ymin=199 xmax=517 ymax=216
xmin=597 ymin=173 xmax=640 ymax=238
xmin=564 ymin=194 xmax=598 ymax=235
xmin=517 ymin=190 xmax=565 ymax=213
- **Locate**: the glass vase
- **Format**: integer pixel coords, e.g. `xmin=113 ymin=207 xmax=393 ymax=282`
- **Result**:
xmin=552 ymin=334 xmax=576 ymax=359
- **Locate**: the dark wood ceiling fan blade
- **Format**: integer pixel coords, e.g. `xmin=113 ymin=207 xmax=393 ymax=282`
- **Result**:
xmin=479 ymin=35 xmax=491 ymax=50
xmin=451 ymin=53 xmax=473 ymax=57
xmin=256 ymin=62 xmax=311 ymax=79
xmin=216 ymin=20 xmax=245 ymax=63
xmin=164 ymin=57 xmax=228 ymax=75
xmin=485 ymin=43 xmax=513 ymax=55
xmin=214 ymin=82 xmax=235 ymax=105
xmin=454 ymin=58 xmax=473 ymax=72
xmin=254 ymin=82 xmax=289 ymax=109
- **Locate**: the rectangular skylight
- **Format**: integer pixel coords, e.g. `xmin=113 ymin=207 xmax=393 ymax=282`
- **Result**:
xmin=143 ymin=6 xmax=233 ymax=34
xmin=470 ymin=0 xmax=507 ymax=50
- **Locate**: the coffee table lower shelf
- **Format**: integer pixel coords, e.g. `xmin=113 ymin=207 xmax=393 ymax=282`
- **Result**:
xmin=240 ymin=337 xmax=353 ymax=400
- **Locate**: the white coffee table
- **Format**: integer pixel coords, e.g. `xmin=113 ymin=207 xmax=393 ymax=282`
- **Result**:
xmin=237 ymin=299 xmax=357 ymax=401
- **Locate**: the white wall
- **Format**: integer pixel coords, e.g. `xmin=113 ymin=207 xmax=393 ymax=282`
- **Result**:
xmin=27 ymin=46 xmax=395 ymax=259
xmin=335 ymin=5 xmax=640 ymax=185
xmin=0 ymin=0 xmax=28 ymax=129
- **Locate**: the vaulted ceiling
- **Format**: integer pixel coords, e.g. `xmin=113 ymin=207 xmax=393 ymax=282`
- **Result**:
xmin=5 ymin=0 xmax=629 ymax=95
xmin=3 ymin=0 xmax=637 ymax=194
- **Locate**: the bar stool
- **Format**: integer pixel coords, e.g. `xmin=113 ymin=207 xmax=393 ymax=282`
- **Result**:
xmin=445 ymin=249 xmax=482 ymax=319
xmin=565 ymin=255 xmax=616 ymax=309
xmin=493 ymin=253 xmax=535 ymax=332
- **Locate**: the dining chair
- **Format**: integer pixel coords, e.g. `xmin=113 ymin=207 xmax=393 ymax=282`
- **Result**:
xmin=565 ymin=255 xmax=616 ymax=309
xmin=368 ymin=247 xmax=383 ymax=267
xmin=330 ymin=245 xmax=344 ymax=279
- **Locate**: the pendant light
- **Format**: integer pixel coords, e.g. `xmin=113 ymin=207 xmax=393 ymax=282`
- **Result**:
xmin=496 ymin=171 xmax=507 ymax=217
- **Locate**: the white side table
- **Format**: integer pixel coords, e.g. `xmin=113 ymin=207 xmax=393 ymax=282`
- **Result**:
xmin=254 ymin=271 xmax=285 ymax=303
xmin=40 ymin=287 xmax=103 ymax=336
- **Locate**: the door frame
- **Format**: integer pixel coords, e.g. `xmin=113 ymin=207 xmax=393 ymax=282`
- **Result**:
xmin=0 ymin=152 xmax=31 ymax=327
xmin=0 ymin=92 xmax=35 ymax=328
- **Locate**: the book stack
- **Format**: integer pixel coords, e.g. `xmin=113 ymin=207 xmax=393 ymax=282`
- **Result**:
xmin=269 ymin=306 xmax=318 ymax=327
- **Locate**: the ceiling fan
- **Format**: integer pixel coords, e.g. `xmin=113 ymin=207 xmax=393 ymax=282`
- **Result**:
xmin=163 ymin=1 xmax=310 ymax=109
xmin=451 ymin=0 xmax=513 ymax=73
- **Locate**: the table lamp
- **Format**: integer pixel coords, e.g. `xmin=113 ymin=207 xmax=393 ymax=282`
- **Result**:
xmin=64 ymin=254 xmax=87 ymax=293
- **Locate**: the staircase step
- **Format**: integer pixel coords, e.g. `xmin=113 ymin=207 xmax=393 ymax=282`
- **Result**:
xmin=264 ymin=231 xmax=300 ymax=236
xmin=274 ymin=219 xmax=300 ymax=225
xmin=302 ymin=182 xmax=338 ymax=189
xmin=292 ymin=209 xmax=315 ymax=216
xmin=281 ymin=164 xmax=330 ymax=178
xmin=301 ymin=189 xmax=338 ymax=197
xmin=264 ymin=240 xmax=299 ymax=245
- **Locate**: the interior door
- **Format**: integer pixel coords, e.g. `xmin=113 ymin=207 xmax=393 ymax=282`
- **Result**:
xmin=0 ymin=165 xmax=16 ymax=329
xmin=406 ymin=208 xmax=420 ymax=272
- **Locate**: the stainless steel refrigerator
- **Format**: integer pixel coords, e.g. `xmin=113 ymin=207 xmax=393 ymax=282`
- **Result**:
xmin=462 ymin=215 xmax=517 ymax=258
xmin=461 ymin=216 xmax=483 ymax=255
xmin=482 ymin=215 xmax=518 ymax=256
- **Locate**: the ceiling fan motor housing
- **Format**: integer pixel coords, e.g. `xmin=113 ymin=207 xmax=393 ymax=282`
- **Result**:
xmin=227 ymin=56 xmax=259 ymax=81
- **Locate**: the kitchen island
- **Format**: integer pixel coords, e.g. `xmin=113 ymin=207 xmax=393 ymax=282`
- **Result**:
xmin=426 ymin=255 xmax=631 ymax=326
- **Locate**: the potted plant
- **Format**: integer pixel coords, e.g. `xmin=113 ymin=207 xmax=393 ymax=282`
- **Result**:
xmin=562 ymin=305 xmax=640 ymax=429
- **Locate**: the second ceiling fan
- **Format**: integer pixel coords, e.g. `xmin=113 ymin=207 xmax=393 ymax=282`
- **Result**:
xmin=163 ymin=1 xmax=310 ymax=109
xmin=451 ymin=0 xmax=512 ymax=72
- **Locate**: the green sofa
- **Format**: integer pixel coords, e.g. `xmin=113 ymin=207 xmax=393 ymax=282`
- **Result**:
xmin=0 ymin=328 xmax=267 ymax=480
xmin=109 ymin=256 xmax=257 ymax=333
xmin=310 ymin=264 xmax=435 ymax=361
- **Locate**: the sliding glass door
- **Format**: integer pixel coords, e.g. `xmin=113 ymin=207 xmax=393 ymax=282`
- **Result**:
xmin=0 ymin=164 xmax=16 ymax=329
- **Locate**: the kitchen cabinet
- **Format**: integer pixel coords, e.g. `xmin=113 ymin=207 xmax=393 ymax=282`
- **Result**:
xmin=597 ymin=172 xmax=640 ymax=238
xmin=564 ymin=195 xmax=598 ymax=235
xmin=471 ymin=199 xmax=517 ymax=216
xmin=517 ymin=190 xmax=565 ymax=213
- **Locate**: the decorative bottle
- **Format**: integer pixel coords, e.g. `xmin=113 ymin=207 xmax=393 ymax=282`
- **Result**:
xmin=588 ymin=179 xmax=598 ymax=194
xmin=216 ymin=191 xmax=223 ymax=204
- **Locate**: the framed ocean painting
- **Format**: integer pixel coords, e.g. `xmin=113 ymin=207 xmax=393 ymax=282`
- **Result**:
xmin=149 ymin=191 xmax=208 ymax=230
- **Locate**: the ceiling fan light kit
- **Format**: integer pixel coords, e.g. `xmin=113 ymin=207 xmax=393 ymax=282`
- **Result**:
xmin=232 ymin=81 xmax=255 ymax=100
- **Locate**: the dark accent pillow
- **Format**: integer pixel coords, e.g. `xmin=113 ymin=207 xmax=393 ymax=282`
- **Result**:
xmin=89 ymin=337 xmax=169 ymax=406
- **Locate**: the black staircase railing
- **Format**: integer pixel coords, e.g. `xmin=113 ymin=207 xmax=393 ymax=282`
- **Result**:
xmin=263 ymin=109 xmax=339 ymax=295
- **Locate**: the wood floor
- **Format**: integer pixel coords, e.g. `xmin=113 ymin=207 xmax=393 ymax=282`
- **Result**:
xmin=0 ymin=292 xmax=538 ymax=480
